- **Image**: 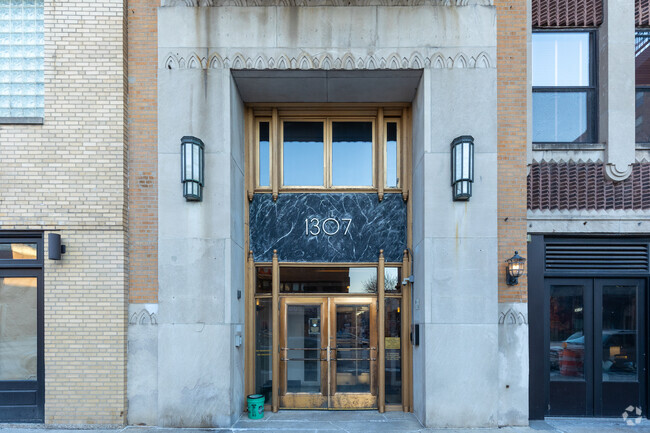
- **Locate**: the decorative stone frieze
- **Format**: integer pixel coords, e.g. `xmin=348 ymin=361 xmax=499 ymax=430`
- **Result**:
xmin=161 ymin=50 xmax=493 ymax=70
xmin=162 ymin=0 xmax=493 ymax=7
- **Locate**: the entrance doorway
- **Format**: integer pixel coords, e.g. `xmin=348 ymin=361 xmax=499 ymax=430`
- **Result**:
xmin=280 ymin=297 xmax=377 ymax=409
xmin=546 ymin=278 xmax=646 ymax=416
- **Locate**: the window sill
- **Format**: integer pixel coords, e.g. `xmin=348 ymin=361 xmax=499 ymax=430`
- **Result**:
xmin=635 ymin=143 xmax=650 ymax=150
xmin=0 ymin=117 xmax=44 ymax=125
xmin=533 ymin=142 xmax=605 ymax=151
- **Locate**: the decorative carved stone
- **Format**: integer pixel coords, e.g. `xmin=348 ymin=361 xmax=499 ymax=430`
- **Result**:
xmin=129 ymin=309 xmax=158 ymax=325
xmin=498 ymin=308 xmax=527 ymax=325
xmin=162 ymin=0 xmax=492 ymax=6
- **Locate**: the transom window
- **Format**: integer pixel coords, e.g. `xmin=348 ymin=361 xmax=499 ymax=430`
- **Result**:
xmin=249 ymin=106 xmax=406 ymax=195
xmin=636 ymin=30 xmax=650 ymax=144
xmin=532 ymin=31 xmax=596 ymax=144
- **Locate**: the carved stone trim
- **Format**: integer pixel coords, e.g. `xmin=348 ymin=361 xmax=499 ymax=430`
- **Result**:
xmin=129 ymin=308 xmax=158 ymax=325
xmin=162 ymin=50 xmax=493 ymax=70
xmin=163 ymin=0 xmax=493 ymax=7
xmin=498 ymin=307 xmax=527 ymax=325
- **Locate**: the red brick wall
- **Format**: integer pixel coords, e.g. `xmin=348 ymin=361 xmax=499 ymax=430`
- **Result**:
xmin=496 ymin=0 xmax=529 ymax=303
xmin=127 ymin=0 xmax=158 ymax=303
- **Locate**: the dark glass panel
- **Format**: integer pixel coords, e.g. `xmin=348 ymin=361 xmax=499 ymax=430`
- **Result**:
xmin=335 ymin=305 xmax=370 ymax=393
xmin=602 ymin=285 xmax=637 ymax=382
xmin=255 ymin=298 xmax=272 ymax=402
xmin=0 ymin=243 xmax=37 ymax=260
xmin=332 ymin=121 xmax=373 ymax=186
xmin=286 ymin=305 xmax=321 ymax=393
xmin=635 ymin=31 xmax=650 ymax=86
xmin=283 ymin=121 xmax=324 ymax=186
xmin=549 ymin=285 xmax=585 ymax=380
xmin=0 ymin=277 xmax=37 ymax=380
xmin=635 ymin=90 xmax=650 ymax=142
xmin=255 ymin=267 xmax=272 ymax=294
xmin=533 ymin=91 xmax=591 ymax=142
xmin=385 ymin=267 xmax=401 ymax=293
xmin=258 ymin=122 xmax=270 ymax=187
xmin=385 ymin=298 xmax=401 ymax=404
xmin=280 ymin=267 xmax=376 ymax=294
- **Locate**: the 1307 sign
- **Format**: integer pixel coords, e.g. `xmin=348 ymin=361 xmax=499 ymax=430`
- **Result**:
xmin=305 ymin=217 xmax=352 ymax=236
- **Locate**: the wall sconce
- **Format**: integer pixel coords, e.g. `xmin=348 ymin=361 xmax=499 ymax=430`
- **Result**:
xmin=506 ymin=251 xmax=526 ymax=285
xmin=48 ymin=233 xmax=66 ymax=260
xmin=181 ymin=136 xmax=205 ymax=201
xmin=450 ymin=135 xmax=474 ymax=201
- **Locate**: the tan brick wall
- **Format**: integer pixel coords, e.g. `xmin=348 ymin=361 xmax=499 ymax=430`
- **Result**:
xmin=0 ymin=0 xmax=127 ymax=424
xmin=127 ymin=0 xmax=158 ymax=304
xmin=496 ymin=0 xmax=529 ymax=303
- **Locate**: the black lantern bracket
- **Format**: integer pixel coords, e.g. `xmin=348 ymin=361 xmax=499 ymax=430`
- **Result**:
xmin=181 ymin=136 xmax=205 ymax=202
xmin=450 ymin=135 xmax=474 ymax=201
xmin=506 ymin=251 xmax=526 ymax=286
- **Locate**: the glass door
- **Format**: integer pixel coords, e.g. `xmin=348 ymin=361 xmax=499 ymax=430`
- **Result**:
xmin=329 ymin=297 xmax=377 ymax=409
xmin=546 ymin=278 xmax=646 ymax=416
xmin=279 ymin=296 xmax=378 ymax=409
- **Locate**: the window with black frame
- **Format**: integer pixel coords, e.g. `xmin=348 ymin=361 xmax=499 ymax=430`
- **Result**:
xmin=635 ymin=30 xmax=650 ymax=144
xmin=532 ymin=32 xmax=596 ymax=144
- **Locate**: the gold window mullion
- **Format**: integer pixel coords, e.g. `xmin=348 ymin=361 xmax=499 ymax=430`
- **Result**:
xmin=377 ymin=108 xmax=384 ymax=201
xmin=272 ymin=108 xmax=279 ymax=200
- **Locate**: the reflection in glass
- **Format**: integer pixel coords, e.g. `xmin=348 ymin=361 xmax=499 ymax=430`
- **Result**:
xmin=386 ymin=122 xmax=398 ymax=188
xmin=286 ymin=305 xmax=321 ymax=393
xmin=602 ymin=285 xmax=637 ymax=382
xmin=332 ymin=122 xmax=373 ymax=186
xmin=636 ymin=90 xmax=650 ymax=143
xmin=549 ymin=285 xmax=584 ymax=380
xmin=384 ymin=267 xmax=401 ymax=293
xmin=255 ymin=267 xmax=272 ymax=294
xmin=281 ymin=267 xmax=377 ymax=294
xmin=635 ymin=31 xmax=650 ymax=86
xmin=0 ymin=277 xmax=37 ymax=380
xmin=533 ymin=92 xmax=590 ymax=142
xmin=385 ymin=298 xmax=401 ymax=404
xmin=532 ymin=32 xmax=590 ymax=86
xmin=283 ymin=121 xmax=324 ymax=186
xmin=0 ymin=243 xmax=37 ymax=260
xmin=258 ymin=122 xmax=270 ymax=187
xmin=336 ymin=305 xmax=370 ymax=393
xmin=255 ymin=298 xmax=272 ymax=402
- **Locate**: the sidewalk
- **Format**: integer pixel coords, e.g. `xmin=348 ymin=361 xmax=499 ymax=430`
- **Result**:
xmin=2 ymin=412 xmax=650 ymax=433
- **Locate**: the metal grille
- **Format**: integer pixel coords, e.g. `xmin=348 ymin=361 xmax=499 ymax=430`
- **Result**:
xmin=532 ymin=0 xmax=603 ymax=28
xmin=545 ymin=243 xmax=650 ymax=271
xmin=638 ymin=0 xmax=650 ymax=27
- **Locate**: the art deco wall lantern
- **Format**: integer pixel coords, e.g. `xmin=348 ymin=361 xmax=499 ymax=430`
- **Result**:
xmin=506 ymin=251 xmax=526 ymax=285
xmin=181 ymin=136 xmax=204 ymax=201
xmin=450 ymin=135 xmax=474 ymax=201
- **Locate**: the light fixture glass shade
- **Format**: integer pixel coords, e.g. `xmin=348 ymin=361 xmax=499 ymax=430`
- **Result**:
xmin=180 ymin=136 xmax=205 ymax=201
xmin=450 ymin=135 xmax=474 ymax=201
xmin=506 ymin=251 xmax=526 ymax=285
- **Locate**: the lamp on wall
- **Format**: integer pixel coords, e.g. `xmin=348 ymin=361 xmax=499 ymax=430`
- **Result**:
xmin=181 ymin=136 xmax=205 ymax=201
xmin=506 ymin=251 xmax=526 ymax=285
xmin=450 ymin=135 xmax=474 ymax=201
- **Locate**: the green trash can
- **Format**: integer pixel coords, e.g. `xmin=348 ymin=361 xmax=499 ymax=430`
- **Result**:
xmin=247 ymin=394 xmax=265 ymax=420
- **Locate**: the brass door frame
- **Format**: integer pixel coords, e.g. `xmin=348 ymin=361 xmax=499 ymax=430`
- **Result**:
xmin=329 ymin=297 xmax=378 ymax=409
xmin=278 ymin=296 xmax=378 ymax=409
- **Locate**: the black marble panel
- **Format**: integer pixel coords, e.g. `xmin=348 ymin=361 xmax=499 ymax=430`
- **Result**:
xmin=249 ymin=193 xmax=407 ymax=263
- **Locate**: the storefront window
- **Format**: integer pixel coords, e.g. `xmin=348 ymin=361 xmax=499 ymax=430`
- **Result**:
xmin=0 ymin=243 xmax=37 ymax=260
xmin=281 ymin=267 xmax=377 ymax=294
xmin=255 ymin=297 xmax=272 ymax=402
xmin=0 ymin=277 xmax=37 ymax=380
xmin=385 ymin=297 xmax=401 ymax=404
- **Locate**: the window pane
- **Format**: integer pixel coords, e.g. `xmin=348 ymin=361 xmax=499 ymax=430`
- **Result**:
xmin=332 ymin=122 xmax=372 ymax=186
xmin=335 ymin=304 xmax=370 ymax=393
xmin=385 ymin=298 xmax=401 ymax=404
xmin=602 ymin=285 xmax=637 ymax=382
xmin=287 ymin=305 xmax=321 ymax=393
xmin=255 ymin=266 xmax=272 ymax=294
xmin=636 ymin=30 xmax=650 ymax=86
xmin=281 ymin=267 xmax=377 ymax=294
xmin=386 ymin=122 xmax=398 ymax=188
xmin=0 ymin=243 xmax=37 ymax=260
xmin=385 ymin=267 xmax=401 ymax=293
xmin=533 ymin=32 xmax=590 ymax=86
xmin=283 ymin=121 xmax=324 ymax=186
xmin=550 ymin=285 xmax=584 ymax=381
xmin=258 ymin=122 xmax=270 ymax=187
xmin=636 ymin=90 xmax=650 ymax=142
xmin=255 ymin=297 xmax=272 ymax=402
xmin=0 ymin=277 xmax=37 ymax=380
xmin=533 ymin=91 xmax=590 ymax=142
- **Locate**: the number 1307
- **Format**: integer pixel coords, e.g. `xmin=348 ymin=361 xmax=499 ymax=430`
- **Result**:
xmin=305 ymin=217 xmax=352 ymax=236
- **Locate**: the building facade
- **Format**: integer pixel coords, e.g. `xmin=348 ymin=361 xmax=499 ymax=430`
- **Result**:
xmin=6 ymin=0 xmax=646 ymax=429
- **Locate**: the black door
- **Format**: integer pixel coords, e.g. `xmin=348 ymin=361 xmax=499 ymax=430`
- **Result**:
xmin=0 ymin=238 xmax=45 ymax=422
xmin=546 ymin=278 xmax=646 ymax=416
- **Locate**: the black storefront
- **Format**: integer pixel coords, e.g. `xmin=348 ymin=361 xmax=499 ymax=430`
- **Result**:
xmin=529 ymin=236 xmax=649 ymax=418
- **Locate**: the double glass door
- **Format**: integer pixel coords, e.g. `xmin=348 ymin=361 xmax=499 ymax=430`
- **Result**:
xmin=546 ymin=278 xmax=646 ymax=416
xmin=279 ymin=297 xmax=377 ymax=409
